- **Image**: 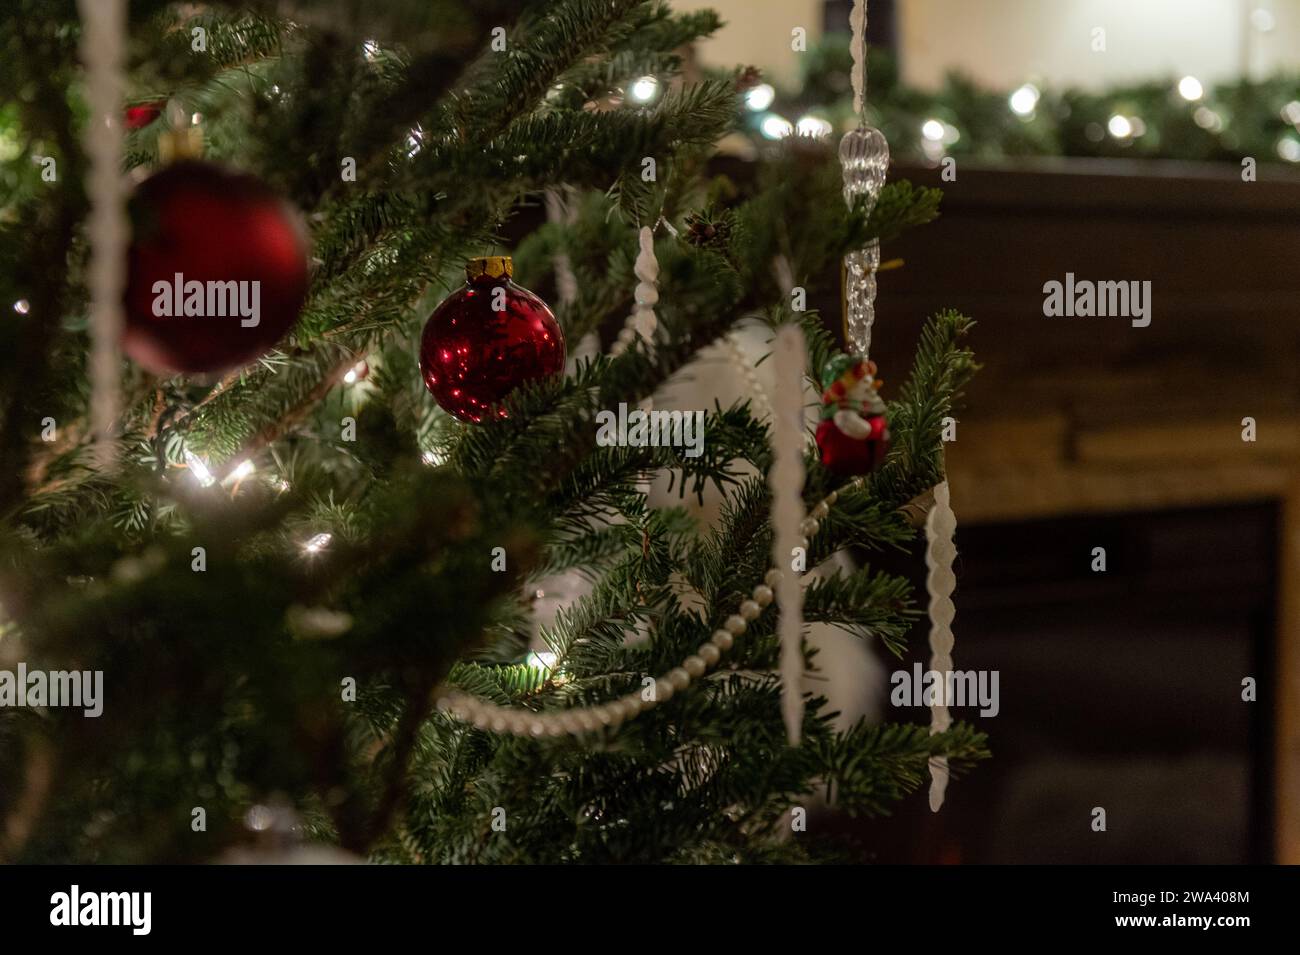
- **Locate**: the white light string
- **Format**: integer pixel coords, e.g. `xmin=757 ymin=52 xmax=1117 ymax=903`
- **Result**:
xmin=78 ymin=0 xmax=128 ymax=467
xmin=769 ymin=323 xmax=808 ymax=744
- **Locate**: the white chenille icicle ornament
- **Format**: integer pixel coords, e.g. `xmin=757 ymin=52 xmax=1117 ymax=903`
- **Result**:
xmin=611 ymin=226 xmax=659 ymax=357
xmin=77 ymin=0 xmax=128 ymax=467
xmin=769 ymin=323 xmax=808 ymax=745
xmin=924 ymin=477 xmax=958 ymax=811
xmin=610 ymin=226 xmax=659 ymax=498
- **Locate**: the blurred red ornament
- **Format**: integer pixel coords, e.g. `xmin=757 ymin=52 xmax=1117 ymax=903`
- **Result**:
xmin=815 ymin=414 xmax=889 ymax=475
xmin=123 ymin=160 xmax=310 ymax=374
xmin=419 ymin=257 xmax=565 ymax=423
xmin=124 ymin=101 xmax=165 ymax=129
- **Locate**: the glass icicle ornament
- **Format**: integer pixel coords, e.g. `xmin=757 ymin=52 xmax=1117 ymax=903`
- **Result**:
xmin=839 ymin=123 xmax=890 ymax=358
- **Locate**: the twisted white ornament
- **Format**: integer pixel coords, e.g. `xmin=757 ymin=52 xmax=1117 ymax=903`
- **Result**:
xmin=770 ymin=323 xmax=808 ymax=744
xmin=924 ymin=478 xmax=958 ymax=811
xmin=78 ymin=0 xmax=128 ymax=467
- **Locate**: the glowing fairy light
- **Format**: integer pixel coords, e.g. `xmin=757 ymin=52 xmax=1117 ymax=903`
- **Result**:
xmin=744 ymin=83 xmax=774 ymax=111
xmin=183 ymin=450 xmax=216 ymax=487
xmin=228 ymin=460 xmax=255 ymax=481
xmin=921 ymin=118 xmax=945 ymax=141
xmin=1177 ymin=76 xmax=1204 ymax=102
xmin=1107 ymin=114 xmax=1134 ymax=139
xmin=1194 ymin=107 xmax=1224 ymax=132
xmin=760 ymin=114 xmax=793 ymax=139
xmin=13 ymin=299 xmax=29 ymax=314
xmin=303 ymin=533 xmax=332 ymax=554
xmin=629 ymin=76 xmax=658 ymax=103
xmin=795 ymin=115 xmax=833 ymax=138
xmin=1009 ymin=83 xmax=1039 ymax=116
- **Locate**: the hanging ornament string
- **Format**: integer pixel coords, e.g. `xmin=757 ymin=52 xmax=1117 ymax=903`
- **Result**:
xmin=77 ymin=0 xmax=128 ymax=467
xmin=839 ymin=0 xmax=890 ymax=359
xmin=924 ymin=474 xmax=959 ymax=811
xmin=769 ymin=323 xmax=809 ymax=745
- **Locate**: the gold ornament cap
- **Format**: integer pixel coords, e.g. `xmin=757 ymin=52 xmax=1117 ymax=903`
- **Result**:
xmin=466 ymin=256 xmax=513 ymax=281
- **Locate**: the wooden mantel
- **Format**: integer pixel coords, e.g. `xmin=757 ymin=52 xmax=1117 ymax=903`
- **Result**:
xmin=871 ymin=158 xmax=1300 ymax=862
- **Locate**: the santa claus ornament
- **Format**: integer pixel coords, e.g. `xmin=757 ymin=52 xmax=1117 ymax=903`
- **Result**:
xmin=122 ymin=160 xmax=310 ymax=375
xmin=814 ymin=353 xmax=890 ymax=475
xmin=419 ymin=256 xmax=565 ymax=423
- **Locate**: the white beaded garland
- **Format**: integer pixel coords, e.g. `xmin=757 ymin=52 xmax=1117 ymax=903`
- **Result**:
xmin=435 ymin=476 xmax=874 ymax=737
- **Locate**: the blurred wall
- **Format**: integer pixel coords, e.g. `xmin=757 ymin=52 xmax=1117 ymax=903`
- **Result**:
xmin=672 ymin=0 xmax=822 ymax=87
xmin=673 ymin=0 xmax=1300 ymax=90
xmin=898 ymin=0 xmax=1300 ymax=90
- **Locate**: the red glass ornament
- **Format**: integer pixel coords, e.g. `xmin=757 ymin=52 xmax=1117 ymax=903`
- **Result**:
xmin=124 ymin=101 xmax=165 ymax=129
xmin=419 ymin=257 xmax=565 ymax=423
xmin=123 ymin=160 xmax=310 ymax=374
xmin=815 ymin=413 xmax=889 ymax=475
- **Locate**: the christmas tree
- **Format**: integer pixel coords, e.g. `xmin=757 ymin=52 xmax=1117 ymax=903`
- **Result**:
xmin=0 ymin=0 xmax=984 ymax=864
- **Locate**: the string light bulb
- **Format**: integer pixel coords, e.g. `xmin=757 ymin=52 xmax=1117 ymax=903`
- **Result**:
xmin=183 ymin=450 xmax=216 ymax=487
xmin=303 ymin=533 xmax=332 ymax=554
xmin=1177 ymin=76 xmax=1204 ymax=102
xmin=629 ymin=76 xmax=658 ymax=103
xmin=795 ymin=115 xmax=833 ymax=138
xmin=1009 ymin=83 xmax=1039 ymax=117
xmin=760 ymin=114 xmax=793 ymax=139
xmin=744 ymin=83 xmax=775 ymax=111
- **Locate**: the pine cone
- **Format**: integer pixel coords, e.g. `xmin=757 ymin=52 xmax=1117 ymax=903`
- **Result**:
xmin=684 ymin=211 xmax=733 ymax=249
xmin=734 ymin=66 xmax=762 ymax=93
